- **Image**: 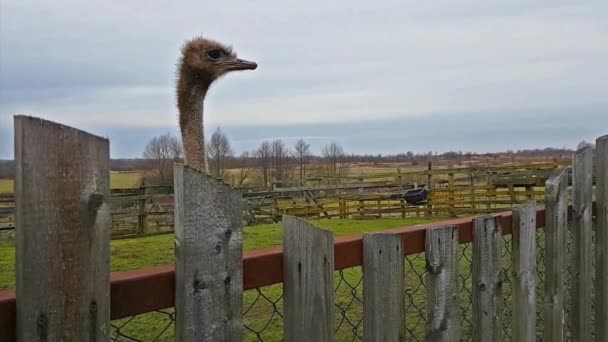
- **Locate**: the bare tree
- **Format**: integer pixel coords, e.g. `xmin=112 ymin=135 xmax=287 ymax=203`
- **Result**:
xmin=293 ymin=139 xmax=311 ymax=184
xmin=207 ymin=127 xmax=233 ymax=179
xmin=235 ymin=151 xmax=254 ymax=186
xmin=577 ymin=140 xmax=594 ymax=150
xmin=256 ymin=141 xmax=272 ymax=187
xmin=322 ymin=141 xmax=344 ymax=178
xmin=271 ymin=139 xmax=289 ymax=183
xmin=143 ymin=132 xmax=182 ymax=184
xmin=168 ymin=138 xmax=183 ymax=161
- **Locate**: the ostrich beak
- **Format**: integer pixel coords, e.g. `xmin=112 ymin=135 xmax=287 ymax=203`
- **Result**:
xmin=224 ymin=58 xmax=258 ymax=71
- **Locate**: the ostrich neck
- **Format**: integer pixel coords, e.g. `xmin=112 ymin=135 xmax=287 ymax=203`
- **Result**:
xmin=178 ymin=73 xmax=210 ymax=172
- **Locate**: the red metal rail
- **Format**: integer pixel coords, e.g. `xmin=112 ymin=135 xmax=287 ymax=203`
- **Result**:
xmin=0 ymin=208 xmax=546 ymax=341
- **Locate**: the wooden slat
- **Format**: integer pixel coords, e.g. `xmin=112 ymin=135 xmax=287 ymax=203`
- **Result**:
xmin=596 ymin=134 xmax=608 ymax=342
xmin=572 ymin=146 xmax=593 ymax=342
xmin=363 ymin=232 xmax=405 ymax=342
xmin=511 ymin=202 xmax=537 ymax=342
xmin=426 ymin=226 xmax=459 ymax=341
xmin=472 ymin=215 xmax=503 ymax=342
xmin=14 ymin=115 xmax=111 ymax=341
xmin=173 ymin=165 xmax=243 ymax=342
xmin=543 ymin=168 xmax=568 ymax=342
xmin=282 ymin=215 xmax=334 ymax=342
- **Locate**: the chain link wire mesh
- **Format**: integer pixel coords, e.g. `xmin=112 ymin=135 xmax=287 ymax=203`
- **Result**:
xmin=109 ymin=223 xmax=595 ymax=341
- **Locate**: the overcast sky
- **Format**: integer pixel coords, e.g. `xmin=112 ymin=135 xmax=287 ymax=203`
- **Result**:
xmin=1 ymin=0 xmax=607 ymax=158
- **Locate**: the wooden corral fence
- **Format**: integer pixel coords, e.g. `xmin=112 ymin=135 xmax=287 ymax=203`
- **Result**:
xmin=0 ymin=116 xmax=606 ymax=341
xmin=0 ymin=162 xmax=566 ymax=235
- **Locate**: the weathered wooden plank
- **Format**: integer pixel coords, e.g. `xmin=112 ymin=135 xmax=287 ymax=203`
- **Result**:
xmin=282 ymin=215 xmax=334 ymax=342
xmin=543 ymin=167 xmax=568 ymax=342
xmin=572 ymin=146 xmax=593 ymax=342
xmin=173 ymin=164 xmax=243 ymax=342
xmin=596 ymin=134 xmax=608 ymax=342
xmin=472 ymin=215 xmax=503 ymax=342
xmin=363 ymin=232 xmax=405 ymax=342
xmin=426 ymin=225 xmax=459 ymax=341
xmin=511 ymin=201 xmax=537 ymax=342
xmin=14 ymin=115 xmax=111 ymax=341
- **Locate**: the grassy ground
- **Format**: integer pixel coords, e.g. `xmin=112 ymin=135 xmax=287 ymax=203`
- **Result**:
xmin=0 ymin=217 xmax=438 ymax=291
xmin=0 ymin=217 xmax=550 ymax=341
xmin=110 ymin=171 xmax=142 ymax=188
xmin=0 ymin=180 xmax=11 ymax=193
xmin=0 ymin=217 xmax=443 ymax=341
xmin=0 ymin=171 xmax=141 ymax=193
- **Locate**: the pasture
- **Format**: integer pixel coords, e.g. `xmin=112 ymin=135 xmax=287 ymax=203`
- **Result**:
xmin=0 ymin=180 xmax=11 ymax=193
xmin=0 ymin=217 xmax=438 ymax=291
xmin=0 ymin=171 xmax=141 ymax=193
xmin=0 ymin=216 xmax=443 ymax=340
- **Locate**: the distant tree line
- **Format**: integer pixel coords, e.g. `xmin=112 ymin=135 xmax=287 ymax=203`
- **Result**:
xmin=135 ymin=129 xmax=580 ymax=187
xmin=0 ymin=134 xmax=585 ymax=185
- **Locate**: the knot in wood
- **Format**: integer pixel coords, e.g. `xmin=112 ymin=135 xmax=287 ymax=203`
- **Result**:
xmin=86 ymin=192 xmax=104 ymax=213
xmin=193 ymin=280 xmax=207 ymax=293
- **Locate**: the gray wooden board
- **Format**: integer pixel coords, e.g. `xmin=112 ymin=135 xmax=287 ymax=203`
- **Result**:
xmin=472 ymin=215 xmax=503 ymax=342
xmin=596 ymin=135 xmax=608 ymax=342
xmin=173 ymin=164 xmax=243 ymax=342
xmin=282 ymin=215 xmax=335 ymax=342
xmin=572 ymin=146 xmax=593 ymax=342
xmin=511 ymin=201 xmax=537 ymax=342
xmin=425 ymin=225 xmax=459 ymax=342
xmin=363 ymin=232 xmax=405 ymax=342
xmin=14 ymin=115 xmax=111 ymax=341
xmin=543 ymin=168 xmax=568 ymax=342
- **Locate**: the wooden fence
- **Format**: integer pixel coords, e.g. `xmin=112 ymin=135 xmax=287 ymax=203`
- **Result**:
xmin=0 ymin=116 xmax=606 ymax=341
xmin=0 ymin=162 xmax=565 ymax=234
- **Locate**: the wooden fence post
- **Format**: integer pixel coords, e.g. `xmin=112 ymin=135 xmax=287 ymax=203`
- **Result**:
xmin=572 ymin=146 xmax=593 ymax=342
xmin=426 ymin=226 xmax=459 ymax=341
xmin=137 ymin=185 xmax=147 ymax=235
xmin=544 ymin=168 xmax=568 ymax=342
xmin=596 ymin=134 xmax=608 ymax=342
xmin=486 ymin=173 xmax=493 ymax=212
xmin=511 ymin=201 xmax=537 ymax=342
xmin=508 ymin=184 xmax=516 ymax=207
xmin=525 ymin=185 xmax=534 ymax=201
xmin=472 ymin=215 xmax=503 ymax=342
xmin=363 ymin=232 xmax=405 ymax=342
xmin=397 ymin=167 xmax=403 ymax=191
xmin=427 ymin=162 xmax=433 ymax=217
xmin=174 ymin=165 xmax=243 ymax=342
xmin=448 ymin=172 xmax=455 ymax=217
xmin=14 ymin=115 xmax=111 ymax=341
xmin=469 ymin=173 xmax=476 ymax=211
xmin=282 ymin=215 xmax=335 ymax=342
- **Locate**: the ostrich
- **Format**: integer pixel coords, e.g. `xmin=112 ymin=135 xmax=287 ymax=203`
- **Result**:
xmin=176 ymin=37 xmax=257 ymax=171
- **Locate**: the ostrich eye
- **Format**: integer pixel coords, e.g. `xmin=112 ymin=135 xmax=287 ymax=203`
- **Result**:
xmin=206 ymin=49 xmax=222 ymax=60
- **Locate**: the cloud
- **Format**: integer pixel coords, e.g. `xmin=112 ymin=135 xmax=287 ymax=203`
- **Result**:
xmin=0 ymin=0 xmax=607 ymax=155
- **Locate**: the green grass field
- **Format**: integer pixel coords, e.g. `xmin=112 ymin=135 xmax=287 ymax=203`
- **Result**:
xmin=0 ymin=217 xmax=446 ymax=341
xmin=0 ymin=171 xmax=142 ymax=193
xmin=0 ymin=217 xmax=439 ymax=291
xmin=0 ymin=179 xmax=11 ymax=193
xmin=0 ymin=216 xmax=549 ymax=341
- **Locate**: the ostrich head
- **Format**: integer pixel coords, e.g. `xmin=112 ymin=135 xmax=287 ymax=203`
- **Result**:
xmin=176 ymin=37 xmax=257 ymax=171
xmin=179 ymin=37 xmax=257 ymax=83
